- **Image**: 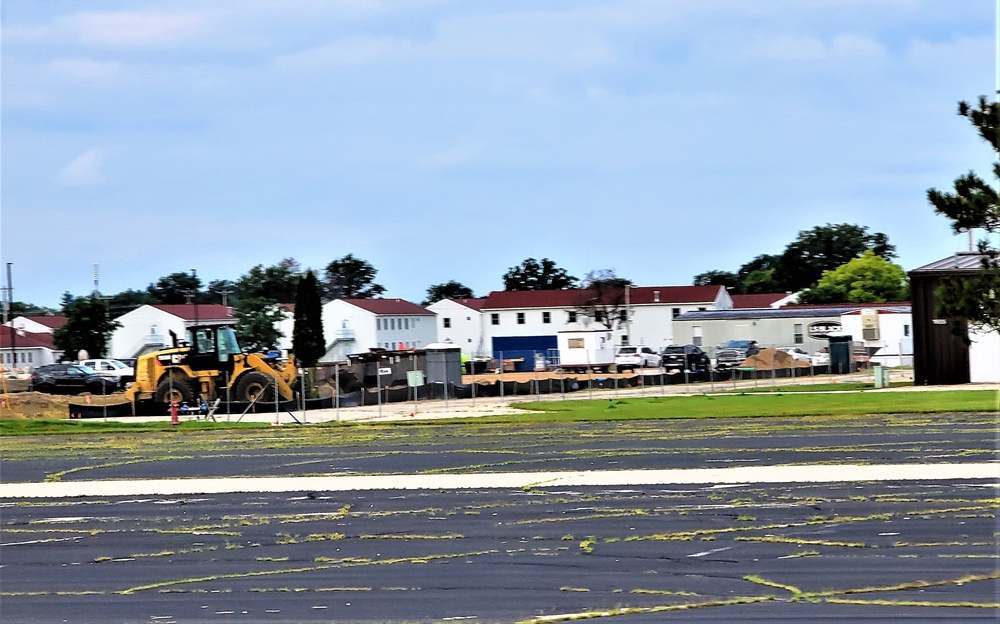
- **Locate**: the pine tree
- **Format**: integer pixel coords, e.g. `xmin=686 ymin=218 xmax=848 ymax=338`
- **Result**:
xmin=292 ymin=271 xmax=325 ymax=367
xmin=927 ymin=96 xmax=1000 ymax=339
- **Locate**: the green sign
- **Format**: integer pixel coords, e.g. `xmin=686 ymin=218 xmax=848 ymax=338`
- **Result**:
xmin=406 ymin=370 xmax=425 ymax=387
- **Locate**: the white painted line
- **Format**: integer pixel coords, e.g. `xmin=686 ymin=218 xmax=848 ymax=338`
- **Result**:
xmin=1 ymin=463 xmax=997 ymax=499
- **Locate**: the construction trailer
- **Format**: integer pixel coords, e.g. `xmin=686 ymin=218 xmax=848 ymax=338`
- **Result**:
xmin=555 ymin=329 xmax=615 ymax=373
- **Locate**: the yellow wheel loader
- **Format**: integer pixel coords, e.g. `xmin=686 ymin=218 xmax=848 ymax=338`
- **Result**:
xmin=123 ymin=324 xmax=297 ymax=411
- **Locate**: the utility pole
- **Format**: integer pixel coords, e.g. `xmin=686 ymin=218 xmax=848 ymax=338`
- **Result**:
xmin=5 ymin=264 xmax=15 ymax=371
xmin=215 ymin=288 xmax=234 ymax=307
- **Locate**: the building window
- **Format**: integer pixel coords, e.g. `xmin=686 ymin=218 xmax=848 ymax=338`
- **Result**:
xmin=392 ymin=318 xmax=397 ymax=330
xmin=619 ymin=309 xmax=627 ymax=322
xmin=672 ymin=307 xmax=681 ymax=319
xmin=404 ymin=318 xmax=409 ymax=330
xmin=491 ymin=313 xmax=500 ymax=325
xmin=376 ymin=318 xmax=382 ymax=331
xmin=793 ymin=323 xmax=804 ymax=344
xmin=692 ymin=325 xmax=703 ymax=347
xmin=698 ymin=307 xmax=707 ymax=311
xmin=542 ymin=311 xmax=551 ymax=324
xmin=904 ymin=324 xmax=910 ymax=337
xmin=443 ymin=318 xmax=451 ymax=329
xmin=517 ymin=312 xmax=525 ymax=325
xmin=568 ymin=311 xmax=577 ymax=323
xmin=595 ymin=311 xmax=604 ymax=323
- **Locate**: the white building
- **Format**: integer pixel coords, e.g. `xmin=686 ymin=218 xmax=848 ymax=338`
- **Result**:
xmin=275 ymin=303 xmax=296 ymax=352
xmin=1 ymin=330 xmax=61 ymax=371
xmin=839 ymin=307 xmax=913 ymax=367
xmin=674 ymin=303 xmax=911 ymax=359
xmin=968 ymin=326 xmax=1000 ymax=383
xmin=3 ymin=315 xmax=66 ymax=334
xmin=321 ymin=298 xmax=437 ymax=362
xmin=474 ymin=285 xmax=731 ymax=370
xmin=108 ymin=304 xmax=234 ymax=360
xmin=425 ymin=298 xmax=487 ymax=358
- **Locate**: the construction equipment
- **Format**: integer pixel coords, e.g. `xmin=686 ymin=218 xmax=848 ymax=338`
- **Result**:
xmin=123 ymin=324 xmax=297 ymax=410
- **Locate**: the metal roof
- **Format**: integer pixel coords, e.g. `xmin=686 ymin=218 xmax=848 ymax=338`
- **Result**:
xmin=481 ymin=285 xmax=724 ymax=310
xmin=676 ymin=304 xmax=911 ymax=321
xmin=909 ymin=252 xmax=989 ymax=274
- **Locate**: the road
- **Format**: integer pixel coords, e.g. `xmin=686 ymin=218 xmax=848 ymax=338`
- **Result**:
xmin=1 ymin=412 xmax=997 ymax=623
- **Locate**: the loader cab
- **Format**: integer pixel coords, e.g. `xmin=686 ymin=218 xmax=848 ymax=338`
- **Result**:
xmin=185 ymin=325 xmax=242 ymax=373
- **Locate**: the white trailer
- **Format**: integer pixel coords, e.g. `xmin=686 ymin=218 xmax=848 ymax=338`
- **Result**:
xmin=556 ymin=330 xmax=615 ymax=373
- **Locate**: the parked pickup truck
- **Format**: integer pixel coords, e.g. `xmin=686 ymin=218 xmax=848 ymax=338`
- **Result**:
xmin=79 ymin=358 xmax=135 ymax=388
xmin=714 ymin=340 xmax=760 ymax=370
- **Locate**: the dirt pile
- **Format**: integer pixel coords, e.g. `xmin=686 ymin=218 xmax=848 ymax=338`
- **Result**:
xmin=740 ymin=348 xmax=812 ymax=371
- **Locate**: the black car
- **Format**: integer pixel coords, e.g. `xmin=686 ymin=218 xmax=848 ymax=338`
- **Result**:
xmin=660 ymin=344 xmax=711 ymax=372
xmin=28 ymin=364 xmax=120 ymax=395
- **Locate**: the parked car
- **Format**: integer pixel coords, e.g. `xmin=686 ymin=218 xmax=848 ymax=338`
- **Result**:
xmin=714 ymin=339 xmax=761 ymax=370
xmin=614 ymin=346 xmax=662 ymax=371
xmin=777 ymin=347 xmax=812 ymax=363
xmin=29 ymin=364 xmax=120 ymax=395
xmin=79 ymin=358 xmax=135 ymax=387
xmin=660 ymin=344 xmax=711 ymax=372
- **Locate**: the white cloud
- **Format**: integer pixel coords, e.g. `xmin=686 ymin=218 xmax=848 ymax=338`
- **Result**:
xmin=274 ymin=35 xmax=414 ymax=68
xmin=69 ymin=11 xmax=208 ymax=47
xmin=744 ymin=33 xmax=886 ymax=62
xmin=48 ymin=58 xmax=121 ymax=80
xmin=56 ymin=149 xmax=107 ymax=186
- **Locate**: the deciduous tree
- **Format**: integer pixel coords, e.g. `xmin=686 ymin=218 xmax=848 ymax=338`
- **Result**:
xmin=927 ymin=95 xmax=1000 ymax=339
xmin=233 ymin=297 xmax=286 ymax=353
xmin=236 ymin=259 xmax=302 ymax=304
xmin=423 ymin=281 xmax=474 ymax=305
xmin=797 ymin=251 xmax=909 ymax=304
xmin=502 ymin=258 xmax=578 ymax=291
xmin=692 ymin=270 xmax=740 ymax=290
xmin=146 ymin=272 xmax=205 ymax=305
xmin=53 ymin=295 xmax=121 ymax=359
xmin=322 ymin=254 xmax=386 ymax=301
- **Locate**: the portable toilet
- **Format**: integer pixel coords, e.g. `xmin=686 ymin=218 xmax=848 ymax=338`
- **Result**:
xmin=828 ymin=334 xmax=854 ymax=374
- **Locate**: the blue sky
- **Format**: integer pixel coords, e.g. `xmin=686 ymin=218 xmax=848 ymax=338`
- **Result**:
xmin=1 ymin=1 xmax=995 ymax=308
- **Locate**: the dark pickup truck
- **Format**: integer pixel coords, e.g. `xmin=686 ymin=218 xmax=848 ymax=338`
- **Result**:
xmin=714 ymin=339 xmax=760 ymax=370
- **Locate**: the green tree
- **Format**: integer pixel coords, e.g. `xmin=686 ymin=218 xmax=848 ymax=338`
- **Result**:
xmin=737 ymin=254 xmax=784 ymax=294
xmin=207 ymin=279 xmax=238 ymax=306
xmin=423 ymin=281 xmax=475 ymax=305
xmin=692 ymin=270 xmax=740 ymax=290
xmin=146 ymin=271 xmax=205 ymax=305
xmin=292 ymin=271 xmax=325 ymax=368
xmin=4 ymin=301 xmax=56 ymax=317
xmin=236 ymin=258 xmax=302 ymax=304
xmin=927 ymin=95 xmax=1000 ymax=339
xmin=233 ymin=297 xmax=286 ymax=353
xmin=777 ymin=223 xmax=895 ymax=292
xmin=106 ymin=289 xmax=155 ymax=318
xmin=797 ymin=251 xmax=909 ymax=304
xmin=322 ymin=254 xmax=386 ymax=300
xmin=53 ymin=296 xmax=121 ymax=360
xmin=502 ymin=258 xmax=578 ymax=291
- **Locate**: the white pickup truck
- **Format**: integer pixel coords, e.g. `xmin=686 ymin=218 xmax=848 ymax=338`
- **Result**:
xmin=79 ymin=358 xmax=135 ymax=388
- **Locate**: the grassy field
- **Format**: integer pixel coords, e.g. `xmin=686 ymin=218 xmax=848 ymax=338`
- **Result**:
xmin=0 ymin=388 xmax=996 ymax=435
xmin=461 ymin=389 xmax=1000 ymax=424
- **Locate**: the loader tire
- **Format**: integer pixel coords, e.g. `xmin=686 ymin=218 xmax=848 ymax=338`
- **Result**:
xmin=155 ymin=378 xmax=196 ymax=405
xmin=236 ymin=372 xmax=275 ymax=404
